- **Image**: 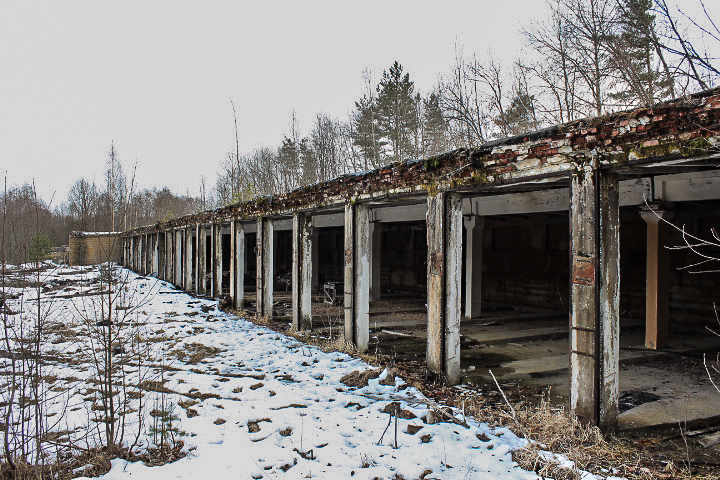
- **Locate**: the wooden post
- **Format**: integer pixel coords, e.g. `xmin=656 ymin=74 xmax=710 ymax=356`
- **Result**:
xmin=570 ymin=163 xmax=620 ymax=430
xmin=639 ymin=206 xmax=671 ymax=349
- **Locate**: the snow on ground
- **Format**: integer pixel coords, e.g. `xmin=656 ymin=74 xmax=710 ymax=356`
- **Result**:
xmin=1 ymin=264 xmax=617 ymax=479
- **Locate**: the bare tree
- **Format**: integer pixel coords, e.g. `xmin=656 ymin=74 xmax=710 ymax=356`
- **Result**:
xmin=439 ymin=47 xmax=487 ymax=147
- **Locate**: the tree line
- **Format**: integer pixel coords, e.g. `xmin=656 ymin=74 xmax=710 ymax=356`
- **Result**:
xmin=2 ymin=0 xmax=717 ymax=264
xmin=215 ymin=0 xmax=719 ymax=203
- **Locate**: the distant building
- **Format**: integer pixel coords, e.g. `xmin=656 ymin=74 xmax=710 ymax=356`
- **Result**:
xmin=68 ymin=232 xmax=122 ymax=266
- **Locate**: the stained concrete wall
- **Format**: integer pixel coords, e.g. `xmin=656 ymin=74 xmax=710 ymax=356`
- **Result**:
xmin=69 ymin=232 xmax=122 ymax=266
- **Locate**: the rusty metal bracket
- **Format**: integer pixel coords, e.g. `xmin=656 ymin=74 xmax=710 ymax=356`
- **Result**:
xmin=571 ymin=349 xmax=597 ymax=358
xmin=571 ymin=326 xmax=597 ymax=333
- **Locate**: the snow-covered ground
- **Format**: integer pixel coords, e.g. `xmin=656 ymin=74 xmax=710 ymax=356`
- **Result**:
xmin=1 ymin=264 xmax=617 ymax=479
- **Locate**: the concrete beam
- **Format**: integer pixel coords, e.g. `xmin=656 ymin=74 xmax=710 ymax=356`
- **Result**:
xmin=312 ymin=212 xmax=344 ymax=228
xmin=570 ymin=165 xmax=620 ymax=430
xmin=292 ymin=213 xmax=313 ymax=330
xmin=639 ymin=206 xmax=672 ymax=349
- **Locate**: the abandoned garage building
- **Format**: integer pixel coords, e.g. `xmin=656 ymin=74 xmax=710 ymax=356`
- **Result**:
xmin=122 ymin=87 xmax=720 ymax=431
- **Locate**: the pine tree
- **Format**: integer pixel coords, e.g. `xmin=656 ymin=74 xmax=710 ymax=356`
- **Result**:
xmin=375 ymin=61 xmax=419 ymax=162
xmin=422 ymin=92 xmax=449 ymax=156
xmin=612 ymin=0 xmax=673 ymax=106
xmin=351 ymin=95 xmax=385 ymax=169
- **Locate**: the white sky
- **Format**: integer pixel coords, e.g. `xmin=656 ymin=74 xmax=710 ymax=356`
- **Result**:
xmin=2 ymin=0 xmax=705 ymax=205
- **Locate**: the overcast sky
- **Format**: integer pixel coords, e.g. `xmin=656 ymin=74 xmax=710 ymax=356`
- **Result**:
xmin=1 ymin=0 xmax=705 ymax=205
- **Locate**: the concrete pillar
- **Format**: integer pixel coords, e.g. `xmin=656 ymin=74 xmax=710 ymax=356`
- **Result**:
xmin=464 ymin=216 xmax=485 ymax=318
xmin=370 ymin=221 xmax=382 ymax=301
xmin=355 ymin=204 xmax=371 ymax=352
xmin=163 ymin=232 xmax=171 ymax=281
xmin=197 ymin=225 xmax=207 ymax=295
xmin=426 ymin=192 xmax=463 ymax=384
xmin=639 ymin=206 xmax=671 ymax=349
xmin=256 ymin=218 xmax=264 ymax=317
xmin=184 ymin=227 xmax=193 ymax=292
xmin=263 ymin=218 xmax=275 ymax=318
xmin=174 ymin=229 xmax=183 ymax=287
xmin=213 ymin=223 xmax=222 ymax=298
xmin=344 ymin=203 xmax=356 ymax=343
xmin=141 ymin=235 xmax=148 ymax=275
xmin=292 ymin=213 xmax=313 ymax=330
xmin=231 ymin=221 xmax=245 ymax=310
xmin=570 ymin=164 xmax=620 ymax=430
xmin=129 ymin=237 xmax=134 ymax=270
xmin=311 ymin=228 xmax=319 ymax=291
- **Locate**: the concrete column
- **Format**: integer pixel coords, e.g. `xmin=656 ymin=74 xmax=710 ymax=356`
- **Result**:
xmin=311 ymin=228 xmax=319 ymax=291
xmin=426 ymin=192 xmax=463 ymax=384
xmin=154 ymin=234 xmax=161 ymax=275
xmin=213 ymin=223 xmax=222 ymax=298
xmin=174 ymin=229 xmax=183 ymax=287
xmin=184 ymin=227 xmax=193 ymax=292
xmin=263 ymin=218 xmax=275 ymax=318
xmin=256 ymin=218 xmax=264 ymax=317
xmin=639 ymin=206 xmax=672 ymax=349
xmin=355 ymin=204 xmax=371 ymax=352
xmin=141 ymin=235 xmax=148 ymax=275
xmin=197 ymin=225 xmax=207 ymax=295
xmin=370 ymin=221 xmax=382 ymax=301
xmin=163 ymin=232 xmax=171 ymax=281
xmin=292 ymin=213 xmax=313 ymax=330
xmin=464 ymin=216 xmax=485 ymax=318
xmin=344 ymin=203 xmax=356 ymax=343
xmin=231 ymin=221 xmax=245 ymax=310
xmin=570 ymin=165 xmax=620 ymax=430
xmin=129 ymin=237 xmax=135 ymax=270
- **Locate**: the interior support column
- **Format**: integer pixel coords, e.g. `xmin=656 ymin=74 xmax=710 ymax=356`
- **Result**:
xmin=256 ymin=218 xmax=264 ymax=317
xmin=426 ymin=192 xmax=462 ymax=384
xmin=213 ymin=223 xmax=222 ymax=298
xmin=344 ymin=203 xmax=356 ymax=343
xmin=174 ymin=229 xmax=182 ymax=287
xmin=141 ymin=235 xmax=148 ymax=275
xmin=184 ymin=227 xmax=193 ymax=292
xmin=234 ymin=222 xmax=245 ymax=310
xmin=370 ymin=221 xmax=382 ymax=301
xmin=570 ymin=164 xmax=620 ymax=430
xmin=263 ymin=218 xmax=275 ymax=318
xmin=639 ymin=206 xmax=671 ymax=349
xmin=292 ymin=213 xmax=313 ymax=330
xmin=464 ymin=216 xmax=485 ymax=319
xmin=311 ymin=228 xmax=319 ymax=291
xmin=355 ymin=204 xmax=371 ymax=352
xmin=197 ymin=225 xmax=207 ymax=295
